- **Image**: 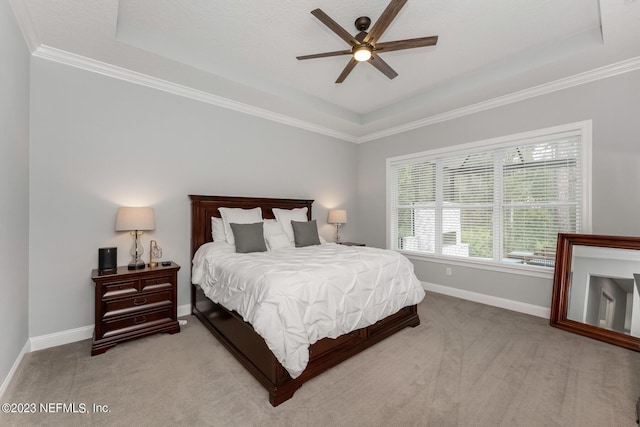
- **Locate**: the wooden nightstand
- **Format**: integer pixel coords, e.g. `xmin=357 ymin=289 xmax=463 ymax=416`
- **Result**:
xmin=339 ymin=242 xmax=365 ymax=246
xmin=91 ymin=262 xmax=181 ymax=356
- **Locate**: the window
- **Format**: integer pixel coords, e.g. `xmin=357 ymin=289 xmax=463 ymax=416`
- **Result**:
xmin=387 ymin=121 xmax=591 ymax=270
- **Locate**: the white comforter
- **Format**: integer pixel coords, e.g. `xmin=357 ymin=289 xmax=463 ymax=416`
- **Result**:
xmin=192 ymin=242 xmax=425 ymax=378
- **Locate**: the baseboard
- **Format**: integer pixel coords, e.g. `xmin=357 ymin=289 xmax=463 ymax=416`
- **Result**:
xmin=422 ymin=282 xmax=550 ymax=319
xmin=20 ymin=291 xmax=544 ymax=350
xmin=4 ymin=291 xmax=543 ymax=397
xmin=28 ymin=304 xmax=192 ymax=353
xmin=177 ymin=303 xmax=191 ymax=317
xmin=4 ymin=304 xmax=192 ymax=398
xmin=0 ymin=340 xmax=30 ymax=400
xmin=30 ymin=325 xmax=94 ymax=352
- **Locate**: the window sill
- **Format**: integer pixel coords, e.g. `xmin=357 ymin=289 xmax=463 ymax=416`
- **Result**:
xmin=399 ymin=250 xmax=555 ymax=279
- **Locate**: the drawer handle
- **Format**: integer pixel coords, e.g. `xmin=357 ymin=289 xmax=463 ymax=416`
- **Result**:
xmin=133 ymin=316 xmax=146 ymax=325
xmin=133 ymin=298 xmax=147 ymax=306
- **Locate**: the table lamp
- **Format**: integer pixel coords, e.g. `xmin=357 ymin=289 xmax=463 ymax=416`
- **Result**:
xmin=115 ymin=207 xmax=155 ymax=269
xmin=328 ymin=209 xmax=347 ymax=243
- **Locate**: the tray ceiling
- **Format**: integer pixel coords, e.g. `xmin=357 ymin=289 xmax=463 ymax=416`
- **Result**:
xmin=12 ymin=0 xmax=640 ymax=142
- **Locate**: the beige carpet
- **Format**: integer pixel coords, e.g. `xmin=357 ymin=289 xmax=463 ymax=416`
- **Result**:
xmin=2 ymin=293 xmax=639 ymax=427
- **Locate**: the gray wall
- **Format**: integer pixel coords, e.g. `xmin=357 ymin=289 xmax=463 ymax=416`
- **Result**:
xmin=8 ymin=4 xmax=640 ymax=357
xmin=586 ymin=277 xmax=627 ymax=332
xmin=28 ymin=58 xmax=358 ymax=337
xmin=0 ymin=1 xmax=30 ymax=385
xmin=357 ymin=70 xmax=640 ymax=308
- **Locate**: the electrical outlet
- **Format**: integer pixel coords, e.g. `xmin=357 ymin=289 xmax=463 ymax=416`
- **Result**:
xmin=446 ymin=267 xmax=452 ymax=276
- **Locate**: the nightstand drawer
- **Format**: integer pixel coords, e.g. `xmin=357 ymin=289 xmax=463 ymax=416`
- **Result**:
xmin=103 ymin=290 xmax=173 ymax=318
xmin=102 ymin=279 xmax=139 ymax=299
xmin=102 ymin=307 xmax=174 ymax=338
xmin=141 ymin=275 xmax=173 ymax=291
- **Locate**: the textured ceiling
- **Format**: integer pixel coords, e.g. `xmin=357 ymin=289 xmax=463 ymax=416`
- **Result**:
xmin=13 ymin=0 xmax=640 ymax=141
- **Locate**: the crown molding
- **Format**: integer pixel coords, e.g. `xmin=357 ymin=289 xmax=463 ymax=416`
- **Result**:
xmin=22 ymin=37 xmax=640 ymax=145
xmin=356 ymin=55 xmax=640 ymax=143
xmin=31 ymin=45 xmax=358 ymax=143
xmin=9 ymin=0 xmax=41 ymax=52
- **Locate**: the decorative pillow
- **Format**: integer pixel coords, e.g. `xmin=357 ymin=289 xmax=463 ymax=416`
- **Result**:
xmin=230 ymin=222 xmax=268 ymax=253
xmin=211 ymin=217 xmax=227 ymax=242
xmin=272 ymin=207 xmax=308 ymax=243
xmin=263 ymin=219 xmax=292 ymax=250
xmin=291 ymin=220 xmax=321 ymax=247
xmin=266 ymin=233 xmax=291 ymax=250
xmin=218 ymin=207 xmax=263 ymax=245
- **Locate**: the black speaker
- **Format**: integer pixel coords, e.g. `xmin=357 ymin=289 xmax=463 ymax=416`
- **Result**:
xmin=98 ymin=247 xmax=117 ymax=273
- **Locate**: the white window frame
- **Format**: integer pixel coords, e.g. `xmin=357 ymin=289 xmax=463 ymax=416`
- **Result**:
xmin=386 ymin=120 xmax=592 ymax=278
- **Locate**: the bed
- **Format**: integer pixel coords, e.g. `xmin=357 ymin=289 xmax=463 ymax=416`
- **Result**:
xmin=189 ymin=194 xmax=423 ymax=406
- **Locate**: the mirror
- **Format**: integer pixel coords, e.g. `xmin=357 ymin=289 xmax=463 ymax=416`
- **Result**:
xmin=550 ymin=233 xmax=640 ymax=351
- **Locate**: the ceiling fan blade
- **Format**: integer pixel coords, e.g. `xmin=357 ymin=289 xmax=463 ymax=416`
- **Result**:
xmin=297 ymin=49 xmax=352 ymax=60
xmin=335 ymin=58 xmax=358 ymax=83
xmin=369 ymin=54 xmax=398 ymax=80
xmin=374 ymin=35 xmax=438 ymax=53
xmin=364 ymin=0 xmax=408 ymax=44
xmin=311 ymin=9 xmax=360 ymax=47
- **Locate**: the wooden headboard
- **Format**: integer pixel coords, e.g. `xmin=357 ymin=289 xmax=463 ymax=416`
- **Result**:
xmin=189 ymin=195 xmax=313 ymax=260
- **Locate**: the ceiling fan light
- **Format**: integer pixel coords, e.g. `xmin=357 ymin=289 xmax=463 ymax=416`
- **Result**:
xmin=353 ymin=46 xmax=372 ymax=62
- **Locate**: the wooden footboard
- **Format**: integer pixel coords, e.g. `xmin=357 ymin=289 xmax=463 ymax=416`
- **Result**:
xmin=193 ymin=285 xmax=419 ymax=406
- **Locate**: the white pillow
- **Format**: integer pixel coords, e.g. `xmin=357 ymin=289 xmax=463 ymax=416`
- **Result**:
xmin=266 ymin=233 xmax=291 ymax=250
xmin=263 ymin=219 xmax=292 ymax=250
xmin=218 ymin=207 xmax=263 ymax=245
xmin=211 ymin=217 xmax=227 ymax=242
xmin=263 ymin=219 xmax=284 ymax=236
xmin=272 ymin=207 xmax=308 ymax=243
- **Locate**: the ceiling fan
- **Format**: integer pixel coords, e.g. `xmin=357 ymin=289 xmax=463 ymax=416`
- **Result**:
xmin=296 ymin=0 xmax=438 ymax=83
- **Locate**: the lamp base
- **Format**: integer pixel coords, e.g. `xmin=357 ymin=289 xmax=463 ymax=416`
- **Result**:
xmin=127 ymin=260 xmax=146 ymax=270
xmin=127 ymin=231 xmax=145 ymax=270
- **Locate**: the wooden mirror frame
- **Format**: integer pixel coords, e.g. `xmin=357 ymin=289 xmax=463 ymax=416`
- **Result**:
xmin=550 ymin=233 xmax=640 ymax=351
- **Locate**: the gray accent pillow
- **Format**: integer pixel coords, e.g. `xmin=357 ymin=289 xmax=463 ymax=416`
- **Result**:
xmin=230 ymin=222 xmax=267 ymax=253
xmin=291 ymin=220 xmax=321 ymax=247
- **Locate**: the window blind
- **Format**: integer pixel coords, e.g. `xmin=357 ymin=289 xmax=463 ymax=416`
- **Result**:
xmin=391 ymin=160 xmax=436 ymax=252
xmin=441 ymin=151 xmax=494 ymax=259
xmin=388 ymin=124 xmax=589 ymax=269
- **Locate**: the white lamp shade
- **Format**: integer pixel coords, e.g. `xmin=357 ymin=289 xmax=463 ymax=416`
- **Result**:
xmin=328 ymin=209 xmax=347 ymax=225
xmin=115 ymin=207 xmax=156 ymax=231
